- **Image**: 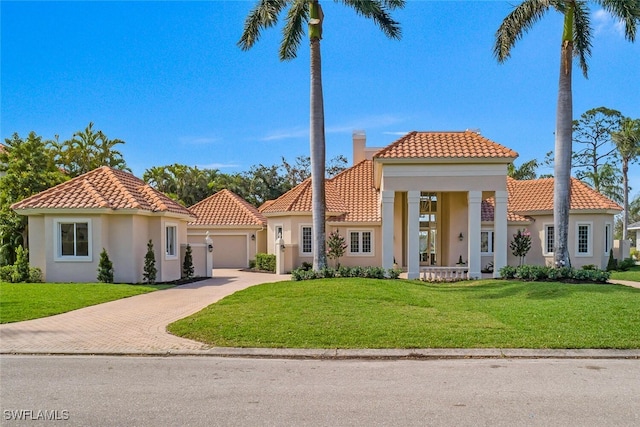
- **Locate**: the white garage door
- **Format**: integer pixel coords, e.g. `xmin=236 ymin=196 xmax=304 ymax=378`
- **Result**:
xmin=212 ymin=235 xmax=247 ymax=268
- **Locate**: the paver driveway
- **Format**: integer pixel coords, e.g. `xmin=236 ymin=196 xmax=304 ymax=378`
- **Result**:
xmin=0 ymin=270 xmax=289 ymax=354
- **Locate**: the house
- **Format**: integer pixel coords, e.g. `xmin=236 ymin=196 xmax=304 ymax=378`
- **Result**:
xmin=187 ymin=189 xmax=267 ymax=274
xmin=260 ymin=130 xmax=622 ymax=278
xmin=629 ymin=221 xmax=640 ymax=252
xmin=11 ymin=166 xmax=195 ymax=283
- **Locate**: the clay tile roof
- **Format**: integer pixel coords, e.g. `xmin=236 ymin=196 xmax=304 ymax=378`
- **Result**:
xmin=507 ymin=177 xmax=622 ymax=212
xmin=374 ymin=131 xmax=518 ymax=160
xmin=481 ymin=197 xmax=529 ymax=223
xmin=189 ymin=189 xmax=266 ymax=226
xmin=260 ymin=178 xmax=348 ymax=215
xmin=262 ymin=160 xmax=379 ymax=223
xmin=11 ymin=166 xmax=194 ymax=217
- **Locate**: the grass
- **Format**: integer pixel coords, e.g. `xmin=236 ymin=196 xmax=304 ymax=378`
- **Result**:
xmin=168 ymin=278 xmax=640 ymax=349
xmin=610 ymin=265 xmax=640 ymax=282
xmin=0 ymin=282 xmax=172 ymax=324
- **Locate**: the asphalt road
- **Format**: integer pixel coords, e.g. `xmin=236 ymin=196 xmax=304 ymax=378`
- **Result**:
xmin=1 ymin=355 xmax=639 ymax=426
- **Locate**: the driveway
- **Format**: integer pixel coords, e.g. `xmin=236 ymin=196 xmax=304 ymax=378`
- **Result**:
xmin=0 ymin=269 xmax=289 ymax=354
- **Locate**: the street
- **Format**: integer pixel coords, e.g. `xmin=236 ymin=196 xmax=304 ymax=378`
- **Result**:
xmin=1 ymin=355 xmax=639 ymax=426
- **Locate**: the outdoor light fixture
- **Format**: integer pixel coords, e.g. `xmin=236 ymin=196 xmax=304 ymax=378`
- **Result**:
xmin=207 ymin=244 xmax=213 ymax=253
xmin=458 ymin=232 xmax=464 ymax=241
xmin=251 ymin=234 xmax=256 ymax=241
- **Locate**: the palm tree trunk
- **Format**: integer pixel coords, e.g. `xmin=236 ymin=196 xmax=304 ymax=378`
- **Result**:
xmin=622 ymin=159 xmax=629 ymax=240
xmin=554 ymin=5 xmax=574 ymax=268
xmin=310 ymin=28 xmax=327 ymax=270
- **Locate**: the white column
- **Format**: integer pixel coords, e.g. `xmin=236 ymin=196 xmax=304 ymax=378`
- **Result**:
xmin=467 ymin=191 xmax=482 ymax=279
xmin=205 ymin=232 xmax=213 ymax=277
xmin=407 ymin=191 xmax=420 ymax=279
xmin=381 ymin=190 xmax=395 ymax=270
xmin=493 ymin=190 xmax=508 ymax=278
xmin=275 ymin=237 xmax=285 ymax=275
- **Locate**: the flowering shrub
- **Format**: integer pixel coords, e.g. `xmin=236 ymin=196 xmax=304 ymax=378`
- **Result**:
xmin=326 ymin=230 xmax=347 ymax=268
xmin=510 ymin=229 xmax=532 ymax=266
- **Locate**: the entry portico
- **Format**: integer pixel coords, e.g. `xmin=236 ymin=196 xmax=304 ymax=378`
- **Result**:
xmin=373 ymin=131 xmax=518 ymax=279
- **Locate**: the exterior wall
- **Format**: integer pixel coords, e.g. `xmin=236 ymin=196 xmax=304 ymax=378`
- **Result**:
xmin=326 ymin=224 xmax=382 ymax=268
xmin=444 ymin=192 xmax=468 ymax=266
xmin=381 ymin=164 xmax=508 ymax=193
xmin=27 ymin=216 xmax=46 ymax=278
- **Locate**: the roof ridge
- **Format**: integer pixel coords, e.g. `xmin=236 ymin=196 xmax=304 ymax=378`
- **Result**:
xmin=224 ymin=189 xmax=267 ymax=224
xmin=103 ymin=167 xmax=142 ymax=209
xmin=81 ymin=179 xmax=112 ymax=208
xmin=138 ymin=183 xmax=168 ymax=212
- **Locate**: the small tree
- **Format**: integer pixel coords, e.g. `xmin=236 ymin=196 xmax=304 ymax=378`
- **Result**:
xmin=182 ymin=244 xmax=194 ymax=279
xmin=143 ymin=240 xmax=157 ymax=284
xmin=510 ymin=229 xmax=531 ymax=266
xmin=12 ymin=245 xmax=29 ymax=282
xmin=326 ymin=230 xmax=347 ymax=268
xmin=97 ymin=248 xmax=114 ymax=283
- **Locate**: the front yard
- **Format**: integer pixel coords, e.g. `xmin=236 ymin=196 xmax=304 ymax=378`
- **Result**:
xmin=168 ymin=278 xmax=640 ymax=349
xmin=0 ymin=282 xmax=171 ymax=323
xmin=610 ymin=265 xmax=640 ymax=282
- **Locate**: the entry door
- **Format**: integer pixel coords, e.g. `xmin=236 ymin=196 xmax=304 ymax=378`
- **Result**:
xmin=419 ymin=192 xmax=438 ymax=266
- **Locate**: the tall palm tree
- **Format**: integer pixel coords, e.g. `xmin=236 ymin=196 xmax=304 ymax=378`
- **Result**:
xmin=494 ymin=0 xmax=639 ymax=267
xmin=611 ymin=118 xmax=640 ymax=240
xmin=239 ymin=0 xmax=403 ymax=270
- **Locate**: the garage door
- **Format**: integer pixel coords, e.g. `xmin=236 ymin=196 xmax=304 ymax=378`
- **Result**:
xmin=212 ymin=235 xmax=247 ymax=268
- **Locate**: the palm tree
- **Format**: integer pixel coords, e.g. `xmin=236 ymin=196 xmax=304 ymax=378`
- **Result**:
xmin=611 ymin=118 xmax=640 ymax=240
xmin=494 ymin=0 xmax=639 ymax=267
xmin=238 ymin=0 xmax=403 ymax=270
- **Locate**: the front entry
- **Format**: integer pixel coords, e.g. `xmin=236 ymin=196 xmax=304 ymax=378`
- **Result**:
xmin=419 ymin=192 xmax=438 ymax=266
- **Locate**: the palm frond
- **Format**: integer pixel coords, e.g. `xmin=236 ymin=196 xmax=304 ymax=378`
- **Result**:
xmin=238 ymin=0 xmax=290 ymax=51
xmin=572 ymin=1 xmax=592 ymax=78
xmin=598 ymin=0 xmax=640 ymax=41
xmin=494 ymin=0 xmax=553 ymax=62
xmin=340 ymin=0 xmax=403 ymax=39
xmin=279 ymin=0 xmax=308 ymax=60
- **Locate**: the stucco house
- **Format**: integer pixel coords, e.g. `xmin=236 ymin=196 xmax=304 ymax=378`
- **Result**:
xmin=11 ymin=166 xmax=195 ymax=283
xmin=629 ymin=221 xmax=640 ymax=252
xmin=187 ymin=189 xmax=267 ymax=275
xmin=260 ymin=131 xmax=622 ymax=279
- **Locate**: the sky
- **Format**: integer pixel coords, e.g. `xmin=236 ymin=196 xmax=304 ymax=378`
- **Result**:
xmin=1 ymin=0 xmax=639 ymax=196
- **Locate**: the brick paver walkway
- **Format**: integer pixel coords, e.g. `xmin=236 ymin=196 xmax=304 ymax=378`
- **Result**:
xmin=0 ymin=270 xmax=289 ymax=353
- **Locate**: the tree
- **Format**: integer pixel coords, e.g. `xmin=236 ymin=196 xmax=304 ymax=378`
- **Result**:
xmin=611 ymin=117 xmax=640 ymax=240
xmin=326 ymin=229 xmax=347 ymax=268
xmin=507 ymin=158 xmax=539 ymax=180
xmin=0 ymin=132 xmax=68 ymax=265
xmin=143 ymin=164 xmax=218 ymax=206
xmin=572 ymin=106 xmax=623 ymax=197
xmin=182 ymin=244 xmax=194 ymax=279
xmin=494 ymin=0 xmax=640 ymax=267
xmin=51 ymin=122 xmax=129 ymax=177
xmin=97 ymin=248 xmax=114 ymax=283
xmin=510 ymin=229 xmax=532 ymax=266
xmin=239 ymin=0 xmax=404 ymax=270
xmin=143 ymin=240 xmax=157 ymax=284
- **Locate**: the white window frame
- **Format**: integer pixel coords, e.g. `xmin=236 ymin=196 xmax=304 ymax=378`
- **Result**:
xmin=480 ymin=229 xmax=494 ymax=255
xmin=604 ymin=222 xmax=612 ymax=255
xmin=165 ymin=223 xmax=178 ymax=259
xmin=543 ymin=223 xmax=554 ymax=256
xmin=575 ymin=222 xmax=593 ymax=257
xmin=275 ymin=225 xmax=283 ymax=240
xmin=348 ymin=229 xmax=374 ymax=257
xmin=54 ymin=218 xmax=93 ymax=262
xmin=300 ymin=225 xmax=312 ymax=255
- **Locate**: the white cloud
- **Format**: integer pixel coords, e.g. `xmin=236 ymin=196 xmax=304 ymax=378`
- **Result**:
xmin=592 ymin=9 xmax=625 ymax=37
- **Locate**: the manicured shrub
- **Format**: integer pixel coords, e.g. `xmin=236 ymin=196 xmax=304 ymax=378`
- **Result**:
xmin=13 ymin=246 xmax=30 ymax=283
xmin=249 ymin=259 xmax=256 ymax=269
xmin=300 ymin=261 xmax=313 ymax=271
xmin=0 ymin=265 xmax=15 ymax=282
xmin=182 ymin=244 xmax=194 ymax=279
xmin=500 ymin=264 xmax=609 ymax=283
xmin=499 ymin=265 xmax=517 ymax=279
xmin=581 ymin=264 xmax=597 ymax=270
xmin=337 ymin=265 xmax=351 ymax=277
xmin=28 ymin=267 xmax=43 ymax=283
xmin=387 ymin=268 xmax=403 ymax=279
xmin=617 ymin=258 xmax=636 ymax=272
xmin=143 ymin=240 xmax=157 ymax=284
xmin=97 ymin=248 xmax=114 ymax=283
xmin=606 ymin=249 xmax=617 ymax=271
xmin=320 ymin=267 xmax=335 ymax=278
xmin=255 ymin=253 xmax=276 ymax=272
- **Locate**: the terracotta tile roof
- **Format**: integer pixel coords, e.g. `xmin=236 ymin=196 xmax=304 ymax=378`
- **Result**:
xmin=189 ymin=189 xmax=266 ymax=226
xmin=11 ymin=166 xmax=194 ymax=218
xmin=374 ymin=131 xmax=518 ymax=160
xmin=507 ymin=177 xmax=622 ymax=212
xmin=260 ymin=178 xmax=349 ymax=215
xmin=328 ymin=160 xmax=380 ymax=222
xmin=482 ymin=197 xmax=529 ymax=223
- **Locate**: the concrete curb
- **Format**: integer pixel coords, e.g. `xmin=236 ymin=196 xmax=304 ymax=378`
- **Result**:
xmin=2 ymin=348 xmax=639 ymax=360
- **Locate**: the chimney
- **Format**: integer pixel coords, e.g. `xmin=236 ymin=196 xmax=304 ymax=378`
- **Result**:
xmin=352 ymin=130 xmax=366 ymax=165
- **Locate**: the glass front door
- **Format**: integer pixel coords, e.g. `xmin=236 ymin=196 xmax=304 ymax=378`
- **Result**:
xmin=419 ymin=192 xmax=438 ymax=265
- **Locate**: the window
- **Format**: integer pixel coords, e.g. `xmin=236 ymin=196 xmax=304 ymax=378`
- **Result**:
xmin=301 ymin=226 xmax=312 ymax=254
xmin=544 ymin=224 xmax=554 ymax=255
xmin=349 ymin=230 xmax=373 ymax=255
xmin=275 ymin=226 xmax=283 ymax=240
xmin=604 ymin=223 xmax=612 ymax=254
xmin=166 ymin=225 xmax=177 ymax=258
xmin=481 ymin=230 xmax=494 ymax=254
xmin=576 ymin=222 xmax=592 ymax=256
xmin=55 ymin=219 xmax=92 ymax=261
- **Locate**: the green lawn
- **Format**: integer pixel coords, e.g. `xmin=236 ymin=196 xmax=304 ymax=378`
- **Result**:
xmin=169 ymin=278 xmax=640 ymax=349
xmin=0 ymin=282 xmax=171 ymax=324
xmin=610 ymin=265 xmax=640 ymax=282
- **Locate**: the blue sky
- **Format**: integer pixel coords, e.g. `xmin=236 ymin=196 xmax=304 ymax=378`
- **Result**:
xmin=1 ymin=1 xmax=639 ymax=194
